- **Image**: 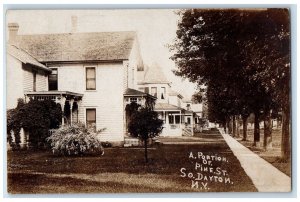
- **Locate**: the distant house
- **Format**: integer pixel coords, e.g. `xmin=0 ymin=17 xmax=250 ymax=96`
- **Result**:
xmin=136 ymin=64 xmax=195 ymax=137
xmin=6 ymin=22 xmax=202 ymax=147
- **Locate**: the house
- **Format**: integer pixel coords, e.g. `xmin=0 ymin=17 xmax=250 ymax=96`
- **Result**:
xmin=136 ymin=64 xmax=195 ymax=137
xmin=6 ymin=22 xmax=151 ymax=146
xmin=6 ymin=21 xmax=200 ymax=147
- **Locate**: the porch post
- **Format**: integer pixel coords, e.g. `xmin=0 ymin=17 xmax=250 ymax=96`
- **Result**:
xmin=60 ymin=96 xmax=66 ymax=126
xmin=70 ymin=100 xmax=74 ymax=125
xmin=179 ymin=110 xmax=182 ymax=129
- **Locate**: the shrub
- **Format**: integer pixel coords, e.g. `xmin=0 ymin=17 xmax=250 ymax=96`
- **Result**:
xmin=7 ymin=99 xmax=62 ymax=149
xmin=46 ymin=123 xmax=105 ymax=156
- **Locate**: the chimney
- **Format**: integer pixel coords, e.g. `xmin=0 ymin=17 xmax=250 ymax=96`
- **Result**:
xmin=71 ymin=16 xmax=77 ymax=33
xmin=8 ymin=23 xmax=19 ymax=43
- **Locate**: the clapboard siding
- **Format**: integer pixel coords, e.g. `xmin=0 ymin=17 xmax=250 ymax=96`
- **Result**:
xmin=6 ymin=54 xmax=24 ymax=109
xmin=23 ymin=65 xmax=34 ymax=92
xmin=23 ymin=64 xmax=48 ymax=92
xmin=36 ymin=71 xmax=47 ymax=91
xmin=56 ymin=62 xmax=125 ymax=142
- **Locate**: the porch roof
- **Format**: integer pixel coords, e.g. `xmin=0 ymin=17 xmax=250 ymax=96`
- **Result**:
xmin=124 ymin=88 xmax=156 ymax=99
xmin=25 ymin=91 xmax=83 ymax=98
xmin=154 ymin=103 xmax=186 ymax=112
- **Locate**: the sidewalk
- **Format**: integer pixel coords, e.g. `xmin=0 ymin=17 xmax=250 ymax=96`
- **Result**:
xmin=220 ymin=130 xmax=291 ymax=192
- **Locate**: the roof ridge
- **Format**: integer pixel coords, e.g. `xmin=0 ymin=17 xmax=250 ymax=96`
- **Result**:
xmin=17 ymin=31 xmax=137 ymax=37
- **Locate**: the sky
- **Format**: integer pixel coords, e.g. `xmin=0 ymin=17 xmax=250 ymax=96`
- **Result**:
xmin=6 ymin=9 xmax=198 ymax=99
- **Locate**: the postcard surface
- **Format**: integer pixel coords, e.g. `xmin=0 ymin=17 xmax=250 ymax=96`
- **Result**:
xmin=6 ymin=8 xmax=291 ymax=194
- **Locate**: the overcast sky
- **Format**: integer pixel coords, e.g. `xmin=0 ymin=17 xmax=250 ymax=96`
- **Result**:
xmin=6 ymin=9 xmax=198 ymax=99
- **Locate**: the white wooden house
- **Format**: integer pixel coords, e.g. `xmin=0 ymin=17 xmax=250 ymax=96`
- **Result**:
xmin=6 ymin=22 xmax=149 ymax=146
xmin=6 ymin=22 xmax=200 ymax=147
xmin=136 ymin=64 xmax=195 ymax=137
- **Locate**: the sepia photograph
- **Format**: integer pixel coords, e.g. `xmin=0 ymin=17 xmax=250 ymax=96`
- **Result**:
xmin=5 ymin=8 xmax=292 ymax=194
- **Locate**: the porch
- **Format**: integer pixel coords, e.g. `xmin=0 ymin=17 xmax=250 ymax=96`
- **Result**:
xmin=24 ymin=91 xmax=83 ymax=126
xmin=155 ymin=103 xmax=194 ymax=137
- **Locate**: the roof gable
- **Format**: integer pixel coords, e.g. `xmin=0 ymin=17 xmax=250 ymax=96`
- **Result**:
xmin=13 ymin=31 xmax=136 ymax=62
xmin=7 ymin=44 xmax=51 ymax=72
xmin=143 ymin=63 xmax=170 ymax=84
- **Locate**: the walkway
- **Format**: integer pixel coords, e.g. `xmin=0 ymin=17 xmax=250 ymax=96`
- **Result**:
xmin=220 ymin=130 xmax=291 ymax=192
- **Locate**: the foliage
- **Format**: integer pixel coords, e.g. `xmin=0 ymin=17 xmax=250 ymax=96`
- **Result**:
xmin=127 ymin=102 xmax=164 ymax=163
xmin=128 ymin=107 xmax=164 ymax=140
xmin=7 ymin=99 xmax=62 ymax=149
xmin=170 ymin=9 xmax=290 ymax=158
xmin=46 ymin=123 xmax=105 ymax=156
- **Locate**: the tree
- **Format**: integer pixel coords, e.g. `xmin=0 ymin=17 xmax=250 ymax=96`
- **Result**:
xmin=127 ymin=104 xmax=163 ymax=163
xmin=170 ymin=9 xmax=290 ymax=159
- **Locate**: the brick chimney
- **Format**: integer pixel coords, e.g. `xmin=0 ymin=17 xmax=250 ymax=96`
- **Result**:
xmin=71 ymin=16 xmax=77 ymax=33
xmin=8 ymin=23 xmax=19 ymax=43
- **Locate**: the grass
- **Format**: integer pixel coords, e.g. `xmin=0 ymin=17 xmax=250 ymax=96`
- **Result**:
xmin=236 ymin=128 xmax=291 ymax=177
xmin=7 ymin=132 xmax=257 ymax=194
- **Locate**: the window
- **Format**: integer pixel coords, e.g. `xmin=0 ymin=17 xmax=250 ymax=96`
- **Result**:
xmin=48 ymin=68 xmax=58 ymax=91
xmin=86 ymin=109 xmax=96 ymax=128
xmin=33 ymin=71 xmax=37 ymax=92
xmin=161 ymin=87 xmax=166 ymax=99
xmin=175 ymin=115 xmax=180 ymax=124
xmin=187 ymin=117 xmax=191 ymax=124
xmin=169 ymin=115 xmax=174 ymax=124
xmin=145 ymin=87 xmax=149 ymax=94
xmin=151 ymin=87 xmax=157 ymax=97
xmin=86 ymin=67 xmax=96 ymax=90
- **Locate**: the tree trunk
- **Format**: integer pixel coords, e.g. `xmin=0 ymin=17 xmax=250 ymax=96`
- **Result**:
xmin=228 ymin=117 xmax=233 ymax=135
xmin=235 ymin=116 xmax=240 ymax=138
xmin=226 ymin=118 xmax=230 ymax=134
xmin=223 ymin=120 xmax=227 ymax=133
xmin=281 ymin=106 xmax=290 ymax=161
xmin=144 ymin=138 xmax=148 ymax=163
xmin=263 ymin=110 xmax=272 ymax=150
xmin=232 ymin=116 xmax=236 ymax=137
xmin=253 ymin=111 xmax=260 ymax=147
xmin=242 ymin=116 xmax=248 ymax=141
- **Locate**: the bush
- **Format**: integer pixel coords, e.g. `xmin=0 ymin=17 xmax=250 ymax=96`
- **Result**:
xmin=7 ymin=99 xmax=62 ymax=149
xmin=46 ymin=123 xmax=104 ymax=156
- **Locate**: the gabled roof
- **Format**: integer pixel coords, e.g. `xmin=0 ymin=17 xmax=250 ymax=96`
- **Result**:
xmin=7 ymin=44 xmax=51 ymax=72
xmin=12 ymin=31 xmax=136 ymax=63
xmin=124 ymin=88 xmax=156 ymax=99
xmin=142 ymin=63 xmax=170 ymax=84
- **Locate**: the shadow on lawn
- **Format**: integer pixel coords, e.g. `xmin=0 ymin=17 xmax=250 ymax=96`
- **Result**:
xmin=7 ymin=132 xmax=258 ymax=193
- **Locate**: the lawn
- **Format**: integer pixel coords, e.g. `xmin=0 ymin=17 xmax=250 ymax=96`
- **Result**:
xmin=7 ymin=132 xmax=257 ymax=194
xmin=236 ymin=128 xmax=291 ymax=177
